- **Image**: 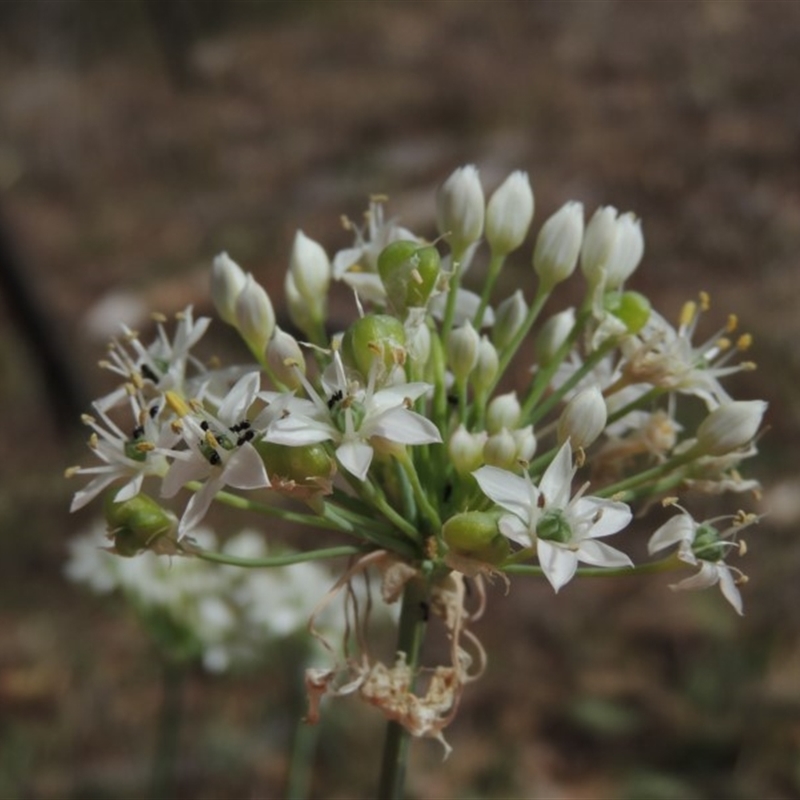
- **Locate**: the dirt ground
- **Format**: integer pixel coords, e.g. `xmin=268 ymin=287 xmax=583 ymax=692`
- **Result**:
xmin=2 ymin=2 xmax=800 ymax=798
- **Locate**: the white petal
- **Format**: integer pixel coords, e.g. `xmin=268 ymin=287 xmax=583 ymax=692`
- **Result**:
xmin=368 ymin=407 xmax=442 ymax=445
xmin=223 ymin=444 xmax=270 ymax=490
xmin=648 ymin=514 xmax=696 ymax=555
xmin=472 ymin=466 xmax=535 ymax=522
xmin=267 ymin=415 xmax=336 ymax=446
xmin=573 ymin=497 xmax=632 ymax=538
xmin=114 ymin=474 xmax=144 ymax=503
xmin=369 ymin=382 xmax=432 ymax=414
xmin=178 ymin=480 xmax=217 ymax=537
xmin=336 ymin=439 xmax=374 ymax=481
xmin=669 ymin=561 xmax=720 ymax=592
xmin=717 ymin=564 xmax=743 ymax=615
xmin=576 ymin=539 xmax=633 ymax=569
xmin=217 ymin=371 xmax=260 ymax=423
xmin=498 ymin=514 xmax=532 ymax=548
xmin=537 ymin=540 xmax=578 ymax=593
xmin=70 ymin=473 xmax=119 ymax=512
xmin=538 ymin=441 xmax=574 ymax=509
xmin=161 ymin=456 xmax=210 ymax=498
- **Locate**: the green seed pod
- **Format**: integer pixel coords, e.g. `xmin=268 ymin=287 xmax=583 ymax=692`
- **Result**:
xmin=104 ymin=491 xmax=178 ymax=556
xmin=442 ymin=511 xmax=509 ymax=564
xmin=377 ymin=240 xmax=441 ymax=313
xmin=603 ymin=290 xmax=651 ymax=334
xmin=341 ymin=314 xmax=406 ymax=377
xmin=255 ymin=440 xmax=334 ymax=484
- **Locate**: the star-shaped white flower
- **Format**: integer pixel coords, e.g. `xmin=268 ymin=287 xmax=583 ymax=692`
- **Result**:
xmin=67 ymin=392 xmax=176 ymax=512
xmin=161 ymin=371 xmax=270 ymax=537
xmin=473 ymin=441 xmax=633 ymax=592
xmin=266 ymin=351 xmax=441 ymax=481
xmin=647 ymin=508 xmax=755 ymax=615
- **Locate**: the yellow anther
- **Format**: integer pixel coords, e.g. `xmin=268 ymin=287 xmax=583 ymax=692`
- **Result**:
xmin=699 ymin=291 xmax=710 ymax=311
xmin=340 ymin=214 xmax=353 ymax=231
xmin=151 ymin=311 xmax=167 ymax=323
xmin=165 ymin=391 xmax=191 ymax=418
xmin=662 ymin=496 xmax=679 ymax=507
xmin=89 ymin=433 xmax=99 ymax=449
xmin=136 ymin=441 xmax=155 ymax=453
xmin=716 ymin=337 xmax=731 ymax=351
xmin=205 ymin=431 xmax=220 ymax=449
xmin=81 ymin=414 xmax=96 ymax=426
xmin=726 ymin=314 xmax=738 ymax=333
xmin=679 ymin=301 xmax=697 ymax=329
xmin=131 ymin=372 xmax=144 ymax=389
xmin=410 ymin=268 xmax=424 ymax=285
xmin=736 ymin=574 xmax=750 ymax=586
xmin=125 ymin=381 xmax=137 ymax=395
xmin=737 ymin=333 xmax=753 ymax=351
xmin=370 ymin=193 xmax=389 ymax=203
xmin=170 ymin=419 xmax=183 ymax=434
xmin=98 ymin=359 xmax=111 ymax=369
xmin=189 ymin=399 xmax=205 ymax=414
xmin=738 ymin=540 xmax=748 ymax=556
xmin=64 ymin=466 xmax=81 ymax=478
xmin=741 ymin=361 xmax=757 ymax=371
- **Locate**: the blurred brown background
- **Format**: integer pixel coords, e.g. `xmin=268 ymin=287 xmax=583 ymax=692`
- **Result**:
xmin=2 ymin=1 xmax=800 ymax=797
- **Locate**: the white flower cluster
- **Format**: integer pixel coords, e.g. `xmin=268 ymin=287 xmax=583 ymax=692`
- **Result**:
xmin=65 ymin=525 xmax=345 ymax=672
xmin=66 ymin=164 xmax=767 ymax=746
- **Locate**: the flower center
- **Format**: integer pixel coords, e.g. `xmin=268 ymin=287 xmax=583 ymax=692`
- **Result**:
xmin=536 ymin=509 xmax=572 ymax=544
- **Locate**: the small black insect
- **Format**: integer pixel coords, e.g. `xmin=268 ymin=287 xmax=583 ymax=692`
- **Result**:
xmin=443 ymin=482 xmax=453 ymax=503
xmin=148 ymin=404 xmax=159 ymax=419
xmin=236 ymin=429 xmax=255 ymax=446
xmin=131 ymin=425 xmax=145 ymax=439
xmin=447 ymin=393 xmax=459 ymax=407
xmin=208 ymin=450 xmax=221 ymax=466
xmin=200 ymin=420 xmax=210 ymax=431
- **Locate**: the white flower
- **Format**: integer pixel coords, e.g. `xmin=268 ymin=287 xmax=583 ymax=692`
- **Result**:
xmin=533 ymin=201 xmax=584 ymax=289
xmin=67 ymin=393 xmax=176 ymax=512
xmin=97 ymin=306 xmax=211 ymax=408
xmin=161 ymin=372 xmax=270 ymax=537
xmin=234 ymin=274 xmax=276 ymax=357
xmin=473 ymin=441 xmax=632 ymax=591
xmin=696 ymin=400 xmax=767 ymax=456
xmin=557 ymin=385 xmax=608 ymax=450
xmin=619 ymin=303 xmax=756 ymax=410
xmin=211 ymin=252 xmax=247 ymax=326
xmin=647 ymin=508 xmax=756 ymax=615
xmin=266 ymin=351 xmax=441 ymax=481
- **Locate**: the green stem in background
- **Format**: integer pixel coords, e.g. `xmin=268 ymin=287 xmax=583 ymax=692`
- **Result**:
xmin=490 ymin=282 xmax=550 ymax=396
xmin=527 ymin=336 xmax=617 ymax=426
xmin=285 ymin=715 xmax=320 ymax=800
xmin=377 ymin=578 xmax=429 ymax=800
xmin=149 ymin=659 xmax=186 ymax=800
xmin=594 ymin=446 xmax=700 ymax=501
xmin=441 ymin=244 xmax=467 ymax=343
xmin=190 ymin=544 xmax=363 ymax=569
xmin=398 ymin=452 xmax=442 ymax=533
xmin=473 ymin=251 xmax=506 ymax=328
xmin=503 ymin=552 xmax=682 ymax=578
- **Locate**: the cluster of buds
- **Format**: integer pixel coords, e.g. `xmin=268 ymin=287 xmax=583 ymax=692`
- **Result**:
xmin=67 ymin=165 xmax=766 ymax=749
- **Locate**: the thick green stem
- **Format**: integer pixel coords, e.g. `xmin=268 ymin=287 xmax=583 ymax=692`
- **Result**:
xmin=503 ymin=552 xmax=682 ymax=578
xmin=190 ymin=545 xmax=363 ymax=568
xmin=149 ymin=660 xmax=186 ymax=799
xmin=473 ymin=251 xmax=505 ymax=328
xmin=377 ymin=578 xmax=429 ymax=800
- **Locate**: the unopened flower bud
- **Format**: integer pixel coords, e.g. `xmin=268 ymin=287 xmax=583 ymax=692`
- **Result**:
xmin=104 ymin=491 xmax=178 ymax=556
xmin=442 ymin=511 xmax=509 ymax=564
xmin=406 ymin=317 xmax=431 ymax=365
xmin=447 ymin=321 xmax=480 ymax=383
xmin=266 ymin=326 xmax=306 ymax=390
xmin=696 ymin=400 xmax=767 ymax=456
xmin=486 ymin=391 xmax=521 ymax=434
xmin=342 ymin=314 xmax=406 ymax=378
xmin=471 ymin=336 xmax=499 ymax=392
xmin=605 ymin=213 xmax=644 ymax=290
xmin=211 ymin=252 xmax=247 ymax=326
xmin=235 ymin=274 xmax=275 ymax=356
xmin=533 ymin=201 xmax=584 ymax=289
xmin=485 ymin=171 xmax=534 ymax=256
xmin=580 ymin=205 xmax=618 ymax=286
xmin=448 ymin=425 xmax=487 ymax=475
xmin=436 ymin=165 xmax=485 ymax=253
xmin=557 ymin=385 xmax=608 ymax=449
xmin=289 ymin=230 xmax=331 ymax=322
xmin=493 ymin=290 xmax=528 ymax=350
xmin=484 ymin=427 xmax=518 ymax=469
xmin=536 ymin=307 xmax=576 ymax=366
xmin=513 ymin=424 xmax=537 ymax=463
